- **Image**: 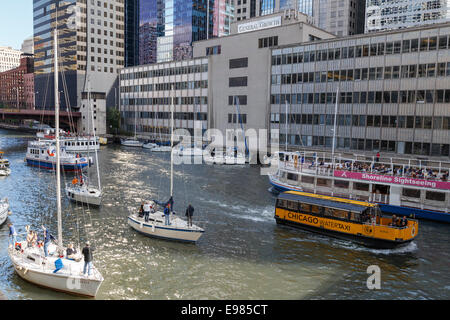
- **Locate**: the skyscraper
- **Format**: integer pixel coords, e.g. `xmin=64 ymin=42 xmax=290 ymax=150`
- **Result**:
xmin=366 ymin=0 xmax=450 ymax=33
xmin=33 ymin=0 xmax=125 ymax=117
xmin=235 ymin=0 xmax=366 ymax=36
xmin=139 ymin=0 xmax=234 ymax=65
xmin=125 ymin=0 xmax=139 ymax=67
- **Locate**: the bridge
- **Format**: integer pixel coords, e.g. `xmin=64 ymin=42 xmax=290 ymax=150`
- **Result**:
xmin=0 ymin=108 xmax=81 ymax=130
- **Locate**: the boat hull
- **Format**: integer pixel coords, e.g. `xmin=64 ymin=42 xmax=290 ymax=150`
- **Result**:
xmin=275 ymin=216 xmax=413 ymax=249
xmin=9 ymin=250 xmax=102 ymax=297
xmin=128 ymin=216 xmax=203 ymax=243
xmin=25 ymin=158 xmax=89 ymax=171
xmin=269 ymin=176 xmax=450 ymax=224
xmin=66 ymin=188 xmax=102 ymax=206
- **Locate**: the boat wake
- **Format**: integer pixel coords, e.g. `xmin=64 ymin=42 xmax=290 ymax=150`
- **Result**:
xmin=199 ymin=198 xmax=274 ymax=223
xmin=337 ymin=240 xmax=418 ymax=255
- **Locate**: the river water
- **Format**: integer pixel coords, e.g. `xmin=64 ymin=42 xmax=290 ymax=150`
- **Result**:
xmin=0 ymin=129 xmax=449 ymax=300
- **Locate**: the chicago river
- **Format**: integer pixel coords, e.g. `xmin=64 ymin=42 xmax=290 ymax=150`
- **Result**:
xmin=0 ymin=129 xmax=449 ymax=299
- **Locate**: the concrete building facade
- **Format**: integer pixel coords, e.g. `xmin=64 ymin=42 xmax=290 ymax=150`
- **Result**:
xmin=119 ymin=57 xmax=209 ymax=141
xmin=0 ymin=46 xmax=22 ymax=73
xmin=366 ymin=0 xmax=450 ymax=33
xmin=270 ymin=23 xmax=450 ymax=158
xmin=192 ymin=11 xmax=335 ymax=150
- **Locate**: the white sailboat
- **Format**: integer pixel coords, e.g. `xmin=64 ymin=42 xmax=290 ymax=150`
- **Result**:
xmin=121 ymin=104 xmax=143 ymax=147
xmin=8 ymin=26 xmax=104 ymax=297
xmin=0 ymin=198 xmax=10 ymax=226
xmin=128 ymin=87 xmax=204 ymax=243
xmin=65 ymin=80 xmax=102 ymax=206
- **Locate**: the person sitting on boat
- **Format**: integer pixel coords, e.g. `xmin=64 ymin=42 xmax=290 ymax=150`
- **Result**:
xmin=390 ymin=215 xmax=398 ymax=227
xmin=401 ymin=216 xmax=408 ymax=228
xmin=164 ymin=205 xmax=171 ymax=225
xmin=66 ymin=243 xmax=77 ymax=260
xmin=26 ymin=228 xmax=34 ymax=248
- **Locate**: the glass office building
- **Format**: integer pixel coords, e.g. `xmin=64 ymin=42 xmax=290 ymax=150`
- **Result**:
xmin=139 ymin=0 xmax=234 ymax=65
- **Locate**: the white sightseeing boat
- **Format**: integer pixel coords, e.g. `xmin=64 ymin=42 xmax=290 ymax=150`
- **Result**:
xmin=37 ymin=129 xmax=100 ymax=153
xmin=128 ymin=88 xmax=205 ymax=243
xmin=25 ymin=140 xmax=92 ymax=171
xmin=0 ymin=198 xmax=10 ymax=226
xmin=269 ymin=150 xmax=450 ymax=223
xmin=9 ymin=26 xmax=104 ymax=298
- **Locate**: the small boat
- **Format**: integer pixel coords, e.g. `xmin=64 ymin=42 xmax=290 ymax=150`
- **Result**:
xmin=0 ymin=151 xmax=10 ymax=168
xmin=8 ymin=27 xmax=104 ymax=297
xmin=121 ymin=138 xmax=144 ymax=147
xmin=0 ymin=163 xmax=10 ymax=176
xmin=128 ymin=202 xmax=204 ymax=243
xmin=25 ymin=140 xmax=92 ymax=171
xmin=128 ymin=87 xmax=205 ymax=243
xmin=173 ymin=145 xmax=204 ymax=157
xmin=66 ymin=80 xmax=102 ymax=206
xmin=66 ymin=178 xmax=102 ymax=206
xmin=143 ymin=142 xmax=157 ymax=149
xmin=151 ymin=145 xmax=172 ymax=152
xmin=274 ymin=191 xmax=419 ymax=249
xmin=0 ymin=198 xmax=10 ymax=225
xmin=98 ymin=137 xmax=108 ymax=145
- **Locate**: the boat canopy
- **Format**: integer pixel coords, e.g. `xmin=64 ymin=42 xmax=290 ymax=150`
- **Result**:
xmin=277 ymin=192 xmax=373 ymax=214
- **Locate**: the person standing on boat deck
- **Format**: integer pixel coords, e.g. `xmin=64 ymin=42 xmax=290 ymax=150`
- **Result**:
xmin=167 ymin=196 xmax=174 ymax=214
xmin=43 ymin=227 xmax=55 ymax=257
xmin=401 ymin=216 xmax=408 ymax=228
xmin=376 ymin=152 xmax=380 ymax=163
xmin=82 ymin=241 xmax=94 ymax=276
xmin=185 ymin=204 xmax=194 ymax=227
xmin=138 ymin=201 xmax=144 ymax=218
xmin=8 ymin=223 xmax=17 ymax=247
xmin=164 ymin=206 xmax=171 ymax=225
xmin=143 ymin=201 xmax=151 ymax=222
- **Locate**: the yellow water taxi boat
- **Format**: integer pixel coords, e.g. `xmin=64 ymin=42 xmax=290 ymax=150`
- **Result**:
xmin=274 ymin=191 xmax=418 ymax=249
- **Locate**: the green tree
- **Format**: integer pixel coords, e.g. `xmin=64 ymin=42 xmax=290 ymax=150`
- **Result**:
xmin=106 ymin=107 xmax=120 ymax=134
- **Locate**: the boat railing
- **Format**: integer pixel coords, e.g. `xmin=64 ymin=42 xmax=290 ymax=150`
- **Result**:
xmin=279 ymin=153 xmax=450 ymax=184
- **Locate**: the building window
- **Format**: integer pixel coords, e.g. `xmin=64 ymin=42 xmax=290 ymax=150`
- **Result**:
xmin=228 ymin=95 xmax=247 ymax=105
xmin=229 ymin=77 xmax=248 ymax=87
xmin=206 ymin=45 xmax=221 ymax=56
xmin=229 ymin=57 xmax=248 ymax=69
xmin=258 ymin=36 xmax=278 ymax=48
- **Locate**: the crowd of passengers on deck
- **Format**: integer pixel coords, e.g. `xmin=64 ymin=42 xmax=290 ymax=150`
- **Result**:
xmin=281 ymin=154 xmax=449 ymax=182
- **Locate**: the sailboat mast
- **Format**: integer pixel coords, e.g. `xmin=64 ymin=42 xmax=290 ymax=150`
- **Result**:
xmin=170 ymin=86 xmax=174 ymax=197
xmin=332 ymin=87 xmax=339 ymax=167
xmin=54 ymin=23 xmax=63 ymax=248
xmin=88 ymin=80 xmax=101 ymax=191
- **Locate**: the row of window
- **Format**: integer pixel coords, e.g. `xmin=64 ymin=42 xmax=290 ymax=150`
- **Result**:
xmin=227 ymin=113 xmax=248 ymax=124
xmin=272 ymin=62 xmax=450 ymax=84
xmin=122 ymin=111 xmax=207 ymax=121
xmin=271 ymin=113 xmax=450 ymax=130
xmin=276 ymin=135 xmax=450 ymax=157
xmin=276 ymin=199 xmax=366 ymax=223
xmin=120 ymin=63 xmax=208 ymax=80
xmin=121 ymin=96 xmax=208 ymax=106
xmin=272 ymin=35 xmax=450 ymax=65
xmin=270 ymin=89 xmax=450 ymax=105
xmin=121 ymin=80 xmax=208 ymax=93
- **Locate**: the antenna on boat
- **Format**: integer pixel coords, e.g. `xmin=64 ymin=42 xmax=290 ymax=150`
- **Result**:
xmin=54 ymin=12 xmax=63 ymax=250
xmin=332 ymin=87 xmax=339 ymax=169
xmin=170 ymin=84 xmax=174 ymax=198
